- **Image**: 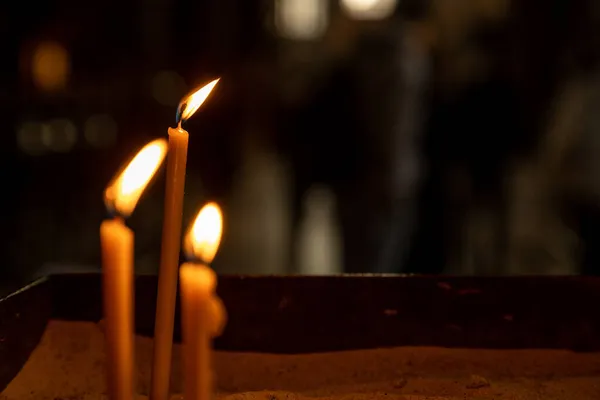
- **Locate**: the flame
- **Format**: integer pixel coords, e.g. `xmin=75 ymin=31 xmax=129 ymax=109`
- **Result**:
xmin=104 ymin=138 xmax=168 ymax=217
xmin=177 ymin=79 xmax=220 ymax=124
xmin=184 ymin=202 xmax=223 ymax=264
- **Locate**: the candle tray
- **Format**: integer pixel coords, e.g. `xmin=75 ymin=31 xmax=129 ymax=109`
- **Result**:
xmin=2 ymin=273 xmax=600 ymax=399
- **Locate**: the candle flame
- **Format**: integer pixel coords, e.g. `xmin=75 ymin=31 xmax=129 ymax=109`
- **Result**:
xmin=176 ymin=78 xmax=220 ymax=125
xmin=184 ymin=202 xmax=223 ymax=264
xmin=104 ymin=139 xmax=168 ymax=218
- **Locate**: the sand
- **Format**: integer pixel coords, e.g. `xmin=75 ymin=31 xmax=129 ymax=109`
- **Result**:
xmin=2 ymin=320 xmax=600 ymax=399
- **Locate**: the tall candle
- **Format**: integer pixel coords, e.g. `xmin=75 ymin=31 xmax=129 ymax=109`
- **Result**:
xmin=100 ymin=218 xmax=134 ymax=400
xmin=180 ymin=202 xmax=226 ymax=400
xmin=152 ymin=78 xmax=220 ymax=400
xmin=102 ymin=139 xmax=168 ymax=400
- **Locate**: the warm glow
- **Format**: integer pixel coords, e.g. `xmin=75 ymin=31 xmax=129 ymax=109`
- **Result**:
xmin=340 ymin=0 xmax=397 ymax=20
xmin=177 ymin=79 xmax=220 ymax=124
xmin=104 ymin=139 xmax=168 ymax=217
xmin=275 ymin=0 xmax=329 ymax=40
xmin=32 ymin=41 xmax=70 ymax=91
xmin=180 ymin=263 xmax=217 ymax=296
xmin=184 ymin=202 xmax=223 ymax=264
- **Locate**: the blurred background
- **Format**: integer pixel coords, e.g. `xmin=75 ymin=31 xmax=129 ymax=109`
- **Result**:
xmin=2 ymin=0 xmax=600 ymax=289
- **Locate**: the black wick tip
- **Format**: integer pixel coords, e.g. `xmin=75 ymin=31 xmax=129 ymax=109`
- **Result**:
xmin=175 ymin=101 xmax=187 ymax=126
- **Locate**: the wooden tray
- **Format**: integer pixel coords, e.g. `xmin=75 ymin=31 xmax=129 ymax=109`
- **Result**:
xmin=2 ymin=273 xmax=600 ymax=392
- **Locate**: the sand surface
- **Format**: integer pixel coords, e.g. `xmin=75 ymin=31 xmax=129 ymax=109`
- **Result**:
xmin=2 ymin=320 xmax=600 ymax=399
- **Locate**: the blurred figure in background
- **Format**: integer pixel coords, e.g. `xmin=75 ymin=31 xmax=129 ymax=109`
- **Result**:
xmin=279 ymin=1 xmax=430 ymax=274
xmin=411 ymin=0 xmax=600 ymax=275
xmin=410 ymin=0 xmax=516 ymax=274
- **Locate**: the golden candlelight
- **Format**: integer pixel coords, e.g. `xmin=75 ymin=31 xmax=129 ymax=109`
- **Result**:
xmin=101 ymin=139 xmax=167 ymax=400
xmin=180 ymin=202 xmax=227 ymax=400
xmin=105 ymin=139 xmax=168 ymax=217
xmin=151 ymin=79 xmax=220 ymax=400
xmin=178 ymin=79 xmax=220 ymax=124
xmin=183 ymin=202 xmax=223 ymax=263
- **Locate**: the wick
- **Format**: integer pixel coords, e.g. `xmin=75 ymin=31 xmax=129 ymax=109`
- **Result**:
xmin=175 ymin=101 xmax=186 ymax=129
xmin=185 ymin=253 xmax=208 ymax=265
xmin=106 ymin=206 xmax=125 ymax=222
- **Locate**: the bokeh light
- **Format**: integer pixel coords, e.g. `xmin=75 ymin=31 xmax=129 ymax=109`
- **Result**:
xmin=17 ymin=122 xmax=48 ymax=156
xmin=340 ymin=0 xmax=398 ymax=20
xmin=43 ymin=119 xmax=77 ymax=152
xmin=31 ymin=41 xmax=71 ymax=92
xmin=275 ymin=0 xmax=329 ymax=40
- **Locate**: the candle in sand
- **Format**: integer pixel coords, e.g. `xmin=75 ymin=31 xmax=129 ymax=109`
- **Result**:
xmin=180 ymin=202 xmax=226 ymax=400
xmin=152 ymin=79 xmax=220 ymax=400
xmin=101 ymin=139 xmax=168 ymax=400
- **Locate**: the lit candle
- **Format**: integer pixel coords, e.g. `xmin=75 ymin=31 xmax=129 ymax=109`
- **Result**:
xmin=180 ymin=202 xmax=226 ymax=400
xmin=152 ymin=78 xmax=220 ymax=400
xmin=102 ymin=139 xmax=168 ymax=400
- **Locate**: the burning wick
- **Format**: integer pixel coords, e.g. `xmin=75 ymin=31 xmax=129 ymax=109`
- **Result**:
xmin=175 ymin=78 xmax=219 ymax=129
xmin=183 ymin=202 xmax=223 ymax=264
xmin=151 ymin=78 xmax=220 ymax=400
xmin=180 ymin=202 xmax=227 ymax=400
xmin=104 ymin=139 xmax=168 ymax=218
xmin=101 ymin=139 xmax=167 ymax=400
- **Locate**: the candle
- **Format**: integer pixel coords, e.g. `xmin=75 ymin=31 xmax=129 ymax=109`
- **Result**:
xmin=180 ymin=202 xmax=226 ymax=400
xmin=101 ymin=139 xmax=168 ymax=400
xmin=152 ymin=78 xmax=220 ymax=400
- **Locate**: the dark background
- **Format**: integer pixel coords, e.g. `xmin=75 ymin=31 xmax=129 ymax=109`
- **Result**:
xmin=2 ymin=0 xmax=600 ymax=289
